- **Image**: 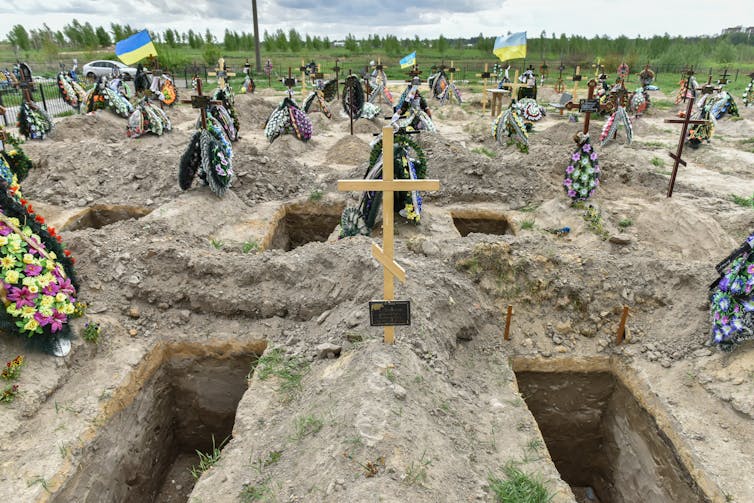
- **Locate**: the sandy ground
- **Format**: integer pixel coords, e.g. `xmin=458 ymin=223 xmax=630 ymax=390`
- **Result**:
xmin=0 ymin=81 xmax=752 ymax=503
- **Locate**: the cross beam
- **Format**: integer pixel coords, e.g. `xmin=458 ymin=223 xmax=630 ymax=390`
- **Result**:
xmin=663 ymin=88 xmax=707 ymax=197
xmin=180 ymin=78 xmax=222 ymax=130
xmin=337 ymin=126 xmax=440 ymax=344
xmin=208 ymin=57 xmax=236 ymax=88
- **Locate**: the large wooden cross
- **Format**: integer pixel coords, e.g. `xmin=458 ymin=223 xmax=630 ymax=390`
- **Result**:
xmin=337 ymin=126 xmax=441 ymax=344
xmin=500 ymin=70 xmax=530 ymax=101
xmin=476 ymin=63 xmax=491 ymax=112
xmin=580 ymin=79 xmax=598 ymax=134
xmin=299 ymin=59 xmax=308 ymax=97
xmin=332 ymin=59 xmax=341 ymax=99
xmin=208 ymin=57 xmax=235 ymax=88
xmin=664 ymin=75 xmax=707 ymax=197
xmin=180 ymin=78 xmax=221 ymax=130
xmin=571 ymin=65 xmax=583 ymax=99
xmin=15 ymin=63 xmax=34 ymax=104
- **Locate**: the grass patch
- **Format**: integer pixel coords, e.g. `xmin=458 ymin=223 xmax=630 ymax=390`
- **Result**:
xmin=519 ymin=219 xmax=535 ymax=230
xmin=292 ymin=415 xmax=323 ymax=440
xmin=309 ymin=189 xmax=323 ymax=201
xmin=618 ymin=218 xmax=633 ymax=229
xmin=489 ymin=462 xmax=553 ymax=503
xmin=573 ymin=202 xmax=609 ymax=240
xmin=189 ymin=435 xmax=228 ymax=480
xmin=210 ymin=238 xmax=224 ymax=250
xmin=471 ymin=146 xmax=497 ymax=158
xmin=254 ymin=348 xmax=309 ymax=401
xmin=242 ymin=241 xmax=259 ymax=253
xmin=731 ymin=193 xmax=754 ymax=208
xmin=240 ymin=481 xmax=273 ymax=502
xmin=652 ymin=99 xmax=676 ymax=110
xmin=518 ymin=202 xmax=540 ymax=213
xmin=740 ymin=138 xmax=754 ymax=153
xmin=403 ymin=450 xmax=432 ymax=486
xmin=650 ymin=156 xmax=665 ymax=167
xmin=54 ymin=110 xmax=77 ymax=118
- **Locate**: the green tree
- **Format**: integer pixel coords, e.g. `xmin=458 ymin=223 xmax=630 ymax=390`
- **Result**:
xmin=437 ymin=34 xmax=449 ymax=54
xmin=288 ymin=29 xmax=302 ymax=52
xmin=205 ymin=29 xmax=214 ymax=45
xmin=95 ymin=26 xmax=111 ymax=46
xmin=263 ymin=30 xmax=273 ymax=51
xmin=274 ymin=29 xmax=287 ymax=51
xmin=344 ymin=33 xmax=358 ymax=53
xmin=7 ymin=25 xmax=31 ymax=51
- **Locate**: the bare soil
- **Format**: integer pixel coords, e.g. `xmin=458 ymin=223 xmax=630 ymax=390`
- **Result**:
xmin=0 ymin=82 xmax=753 ymax=503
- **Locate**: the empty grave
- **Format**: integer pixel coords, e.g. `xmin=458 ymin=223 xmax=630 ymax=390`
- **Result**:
xmin=62 ymin=204 xmax=153 ymax=231
xmin=268 ymin=201 xmax=344 ymax=251
xmin=451 ymin=210 xmax=513 ymax=237
xmin=514 ymin=368 xmax=707 ymax=503
xmin=51 ymin=341 xmax=266 ymax=503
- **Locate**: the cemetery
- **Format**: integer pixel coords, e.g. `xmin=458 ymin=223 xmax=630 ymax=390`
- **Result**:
xmin=0 ymin=22 xmax=753 ymax=503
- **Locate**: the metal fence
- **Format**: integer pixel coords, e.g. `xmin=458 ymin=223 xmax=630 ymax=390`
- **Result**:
xmin=0 ymin=79 xmax=79 ymax=126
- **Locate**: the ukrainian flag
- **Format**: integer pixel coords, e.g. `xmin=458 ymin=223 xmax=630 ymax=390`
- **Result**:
xmin=399 ymin=51 xmax=416 ymax=69
xmin=493 ymin=32 xmax=527 ymax=61
xmin=115 ymin=30 xmax=158 ymax=65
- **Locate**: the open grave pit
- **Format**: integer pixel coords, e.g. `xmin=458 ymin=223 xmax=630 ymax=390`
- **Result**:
xmin=513 ymin=358 xmax=710 ymax=503
xmin=61 ymin=204 xmax=153 ymax=231
xmin=50 ymin=340 xmax=266 ymax=503
xmin=267 ymin=201 xmax=344 ymax=251
xmin=451 ymin=209 xmax=514 ymax=237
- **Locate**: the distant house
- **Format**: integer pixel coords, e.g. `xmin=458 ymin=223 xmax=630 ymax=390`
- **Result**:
xmin=746 ymin=27 xmax=754 ymax=36
xmin=332 ymin=40 xmax=345 ymax=47
xmin=722 ymin=26 xmax=743 ymax=34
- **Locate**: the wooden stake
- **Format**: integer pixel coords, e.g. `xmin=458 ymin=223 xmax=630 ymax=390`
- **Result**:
xmin=504 ymin=305 xmax=513 ymax=341
xmin=616 ymin=305 xmax=629 ymax=345
xmin=664 ymin=76 xmax=707 ymax=197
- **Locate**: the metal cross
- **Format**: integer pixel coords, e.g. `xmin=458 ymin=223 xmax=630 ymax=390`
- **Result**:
xmin=337 ymin=126 xmax=440 ymax=344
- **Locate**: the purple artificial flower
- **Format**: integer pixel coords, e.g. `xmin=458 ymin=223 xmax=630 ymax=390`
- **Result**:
xmin=58 ymin=277 xmax=75 ymax=296
xmin=571 ymin=152 xmax=581 ymax=162
xmin=25 ymin=264 xmax=43 ymax=276
xmin=567 ymin=189 xmax=577 ymax=198
xmin=719 ymin=276 xmax=730 ymax=292
xmin=718 ymin=296 xmax=731 ymax=312
xmin=730 ymin=278 xmax=745 ymax=294
xmin=42 ymin=282 xmax=60 ymax=296
xmin=7 ymin=286 xmax=37 ymax=309
xmin=563 ymin=179 xmax=572 ymax=187
xmin=566 ymin=165 xmax=575 ymax=174
xmin=747 ymin=263 xmax=754 ymax=275
xmin=0 ymin=224 xmax=11 ymax=236
xmin=49 ymin=309 xmax=67 ymax=333
xmin=589 ymin=189 xmax=596 ymax=197
xmin=582 ymin=143 xmax=592 ymax=153
xmin=594 ymin=164 xmax=601 ymax=173
xmin=594 ymin=179 xmax=600 ymax=186
xmin=590 ymin=152 xmax=598 ymax=161
xmin=34 ymin=312 xmax=51 ymax=327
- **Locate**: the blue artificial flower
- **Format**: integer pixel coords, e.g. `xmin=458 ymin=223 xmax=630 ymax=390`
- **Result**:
xmin=743 ymin=300 xmax=754 ymax=312
xmin=717 ymin=295 xmax=731 ymax=312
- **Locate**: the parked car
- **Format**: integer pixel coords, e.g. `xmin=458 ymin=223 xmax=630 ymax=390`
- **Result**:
xmin=82 ymin=60 xmax=137 ymax=81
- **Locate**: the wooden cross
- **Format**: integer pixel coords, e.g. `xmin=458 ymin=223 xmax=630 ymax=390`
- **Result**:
xmin=581 ymin=79 xmax=598 ymax=135
xmin=299 ymin=60 xmax=308 ymax=97
xmin=15 ymin=63 xmax=34 ymax=104
xmin=718 ymin=68 xmax=730 ymax=87
xmin=664 ymin=75 xmax=707 ymax=198
xmin=571 ymin=65 xmax=582 ymax=99
xmin=180 ymin=78 xmax=221 ymax=130
xmin=208 ymin=57 xmax=235 ymax=88
xmin=337 ymin=127 xmax=441 ymax=344
xmin=501 ymin=70 xmax=530 ymax=101
xmin=332 ymin=58 xmax=341 ymax=99
xmin=476 ymin=63 xmax=491 ymax=112
xmin=554 ymin=61 xmax=565 ymax=93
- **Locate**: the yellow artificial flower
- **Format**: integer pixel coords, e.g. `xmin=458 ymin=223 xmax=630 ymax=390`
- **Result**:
xmin=40 ymin=295 xmax=54 ymax=307
xmin=8 ymin=150 xmax=17 ymax=156
xmin=22 ymin=253 xmax=34 ymax=264
xmin=8 ymin=218 xmax=19 ymax=228
xmin=23 ymin=319 xmax=39 ymax=332
xmin=37 ymin=273 xmax=53 ymax=287
xmin=48 ymin=251 xmax=57 ymax=260
xmin=5 ymin=270 xmax=19 ymax=284
xmin=62 ymin=303 xmax=74 ymax=315
xmin=22 ymin=227 xmax=32 ymax=237
xmin=1 ymin=255 xmax=16 ymax=269
xmin=28 ymin=285 xmax=38 ymax=294
xmin=45 ymin=259 xmax=55 ymax=271
xmin=38 ymin=306 xmax=52 ymax=317
xmin=55 ymin=293 xmax=66 ymax=303
xmin=8 ymin=242 xmax=22 ymax=255
xmin=21 ymin=306 xmax=36 ymax=319
xmin=22 ymin=276 xmax=36 ymax=287
xmin=0 ymin=236 xmax=7 ymax=246
xmin=6 ymin=305 xmax=19 ymax=316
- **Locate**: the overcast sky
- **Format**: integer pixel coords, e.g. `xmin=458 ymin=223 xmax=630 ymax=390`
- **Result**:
xmin=1 ymin=0 xmax=752 ymax=41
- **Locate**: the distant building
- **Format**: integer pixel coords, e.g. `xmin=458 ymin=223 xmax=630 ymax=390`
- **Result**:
xmin=746 ymin=27 xmax=754 ymax=35
xmin=722 ymin=26 xmax=743 ymax=34
xmin=332 ymin=40 xmax=345 ymax=47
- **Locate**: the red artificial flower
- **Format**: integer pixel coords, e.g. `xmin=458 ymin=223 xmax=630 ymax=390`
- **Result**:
xmin=64 ymin=249 xmax=71 ymax=257
xmin=19 ymin=198 xmax=27 ymax=206
xmin=35 ymin=215 xmax=44 ymax=224
xmin=70 ymin=257 xmax=76 ymax=264
xmin=26 ymin=205 xmax=33 ymax=214
xmin=55 ymin=235 xmax=62 ymax=243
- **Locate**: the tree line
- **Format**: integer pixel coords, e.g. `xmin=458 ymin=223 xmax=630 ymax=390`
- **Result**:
xmin=5 ymin=22 xmax=754 ymax=68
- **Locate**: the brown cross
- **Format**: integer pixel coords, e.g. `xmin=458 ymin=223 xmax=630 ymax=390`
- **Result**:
xmin=15 ymin=63 xmax=35 ymax=104
xmin=581 ymin=79 xmax=598 ymax=135
xmin=663 ymin=75 xmax=707 ymax=197
xmin=180 ymin=78 xmax=221 ymax=130
xmin=332 ymin=59 xmax=341 ymax=99
xmin=718 ymin=68 xmax=730 ymax=86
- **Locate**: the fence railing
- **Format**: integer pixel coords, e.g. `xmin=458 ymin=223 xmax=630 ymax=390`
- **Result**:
xmin=0 ymin=79 xmax=79 ymax=126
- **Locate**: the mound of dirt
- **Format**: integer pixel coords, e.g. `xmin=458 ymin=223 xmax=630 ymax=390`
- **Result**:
xmin=50 ymin=112 xmax=128 ymax=143
xmin=325 ymin=135 xmax=371 ymax=166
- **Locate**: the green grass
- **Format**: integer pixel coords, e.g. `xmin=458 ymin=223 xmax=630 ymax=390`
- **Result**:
xmin=254 ymin=348 xmax=309 ymax=401
xmin=54 ymin=110 xmax=76 ymax=118
xmin=471 ymin=146 xmax=497 ymax=158
xmin=190 ymin=435 xmax=228 ymax=480
xmin=740 ymin=138 xmax=754 ymax=153
xmin=292 ymin=415 xmax=324 ymax=440
xmin=650 ymin=156 xmax=665 ymax=167
xmin=240 ymin=481 xmax=273 ymax=502
xmin=618 ymin=218 xmax=633 ymax=229
xmin=489 ymin=462 xmax=554 ymax=503
xmin=403 ymin=450 xmax=431 ymax=486
xmin=731 ymin=193 xmax=754 ymax=208
xmin=520 ymin=219 xmax=535 ymax=230
xmin=652 ymin=99 xmax=676 ymax=110
xmin=308 ymin=189 xmax=323 ymax=201
xmin=242 ymin=241 xmax=259 ymax=253
xmin=210 ymin=238 xmax=224 ymax=250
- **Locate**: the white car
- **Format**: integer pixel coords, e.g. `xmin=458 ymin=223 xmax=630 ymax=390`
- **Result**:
xmin=82 ymin=60 xmax=138 ymax=81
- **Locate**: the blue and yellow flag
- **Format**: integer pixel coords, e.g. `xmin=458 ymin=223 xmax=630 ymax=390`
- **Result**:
xmin=493 ymin=32 xmax=526 ymax=61
xmin=399 ymin=51 xmax=416 ymax=69
xmin=115 ymin=30 xmax=157 ymax=65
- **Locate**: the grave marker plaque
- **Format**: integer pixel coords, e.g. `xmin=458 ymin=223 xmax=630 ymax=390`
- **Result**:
xmin=369 ymin=301 xmax=411 ymax=327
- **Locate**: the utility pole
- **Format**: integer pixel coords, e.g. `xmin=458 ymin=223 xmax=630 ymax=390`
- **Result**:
xmin=252 ymin=0 xmax=262 ymax=73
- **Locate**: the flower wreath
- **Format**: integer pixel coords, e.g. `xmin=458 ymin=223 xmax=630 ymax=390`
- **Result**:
xmin=264 ymin=97 xmax=313 ymax=143
xmin=17 ymin=102 xmax=53 ymax=140
xmin=493 ymin=104 xmax=529 ymax=153
xmin=211 ymin=85 xmax=240 ymax=134
xmin=743 ymin=78 xmax=754 ymax=107
xmin=0 ymin=175 xmax=78 ymax=352
xmin=709 ymin=233 xmax=754 ymax=350
xmin=1 ymin=128 xmax=33 ymax=182
xmin=599 ymin=105 xmax=633 ymax=146
xmin=564 ymin=133 xmax=600 ymax=202
xmin=342 ymin=75 xmax=365 ymax=119
xmin=127 ymin=98 xmax=172 ymax=138
xmin=178 ymin=116 xmax=234 ymax=197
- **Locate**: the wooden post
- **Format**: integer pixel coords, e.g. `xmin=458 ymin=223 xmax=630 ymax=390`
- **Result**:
xmin=180 ymin=78 xmax=221 ymax=130
xmin=337 ymin=127 xmax=441 ymax=344
xmin=349 ymin=70 xmax=354 ymax=135
xmin=504 ymin=305 xmax=512 ymax=341
xmin=583 ymin=79 xmax=597 ymax=135
xmin=300 ymin=59 xmax=307 ymax=97
xmin=333 ymin=59 xmax=341 ymax=99
xmin=482 ymin=63 xmax=489 ymax=112
xmin=572 ymin=65 xmax=581 ymax=99
xmin=616 ymin=306 xmax=629 ymax=345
